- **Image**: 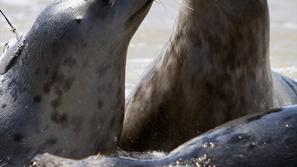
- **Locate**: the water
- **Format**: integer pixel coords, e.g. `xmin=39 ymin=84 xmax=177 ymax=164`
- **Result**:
xmin=0 ymin=0 xmax=296 ymax=96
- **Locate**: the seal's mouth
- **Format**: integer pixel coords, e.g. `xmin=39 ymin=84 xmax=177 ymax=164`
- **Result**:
xmin=128 ymin=0 xmax=153 ymax=22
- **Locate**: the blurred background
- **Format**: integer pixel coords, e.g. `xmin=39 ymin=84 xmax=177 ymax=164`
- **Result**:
xmin=0 ymin=0 xmax=296 ymax=96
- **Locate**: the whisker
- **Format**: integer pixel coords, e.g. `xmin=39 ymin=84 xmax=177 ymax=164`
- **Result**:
xmin=178 ymin=0 xmax=194 ymax=16
xmin=0 ymin=9 xmax=20 ymax=38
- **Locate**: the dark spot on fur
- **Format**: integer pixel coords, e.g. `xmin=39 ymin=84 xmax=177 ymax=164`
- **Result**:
xmin=44 ymin=72 xmax=57 ymax=93
xmin=46 ymin=72 xmax=65 ymax=93
xmin=33 ymin=95 xmax=42 ymax=103
xmin=82 ymin=60 xmax=89 ymax=68
xmin=51 ymin=112 xmax=68 ymax=125
xmin=13 ymin=133 xmax=24 ymax=143
xmin=96 ymin=65 xmax=109 ymax=76
xmin=55 ymin=72 xmax=63 ymax=85
xmin=44 ymin=71 xmax=73 ymax=94
xmin=46 ymin=138 xmax=57 ymax=145
xmin=51 ymin=98 xmax=61 ymax=109
xmin=97 ymin=100 xmax=103 ymax=109
xmin=54 ymin=87 xmax=63 ymax=97
xmin=1 ymin=104 xmax=7 ymax=109
xmin=63 ymin=57 xmax=76 ymax=66
xmin=109 ymin=117 xmax=116 ymax=129
xmin=63 ymin=78 xmax=74 ymax=91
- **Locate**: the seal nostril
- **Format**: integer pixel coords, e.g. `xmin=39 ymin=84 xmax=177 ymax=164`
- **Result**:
xmin=75 ymin=16 xmax=83 ymax=24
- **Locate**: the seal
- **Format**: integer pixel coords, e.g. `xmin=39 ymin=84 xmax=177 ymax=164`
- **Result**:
xmin=0 ymin=0 xmax=153 ymax=166
xmin=120 ymin=0 xmax=297 ymax=151
xmin=31 ymin=105 xmax=297 ymax=166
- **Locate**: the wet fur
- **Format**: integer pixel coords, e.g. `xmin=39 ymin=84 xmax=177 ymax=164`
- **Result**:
xmin=120 ymin=0 xmax=297 ymax=151
xmin=0 ymin=0 xmax=152 ymax=166
xmin=32 ymin=105 xmax=297 ymax=166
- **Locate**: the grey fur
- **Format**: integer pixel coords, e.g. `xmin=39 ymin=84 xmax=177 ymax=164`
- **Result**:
xmin=31 ymin=105 xmax=297 ymax=167
xmin=120 ymin=0 xmax=297 ymax=151
xmin=0 ymin=0 xmax=153 ymax=166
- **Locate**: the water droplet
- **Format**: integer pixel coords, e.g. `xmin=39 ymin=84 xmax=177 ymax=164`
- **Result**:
xmin=209 ymin=142 xmax=215 ymax=147
xmin=203 ymin=142 xmax=215 ymax=148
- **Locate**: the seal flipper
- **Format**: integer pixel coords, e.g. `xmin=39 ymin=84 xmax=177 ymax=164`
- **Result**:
xmin=0 ymin=34 xmax=24 ymax=75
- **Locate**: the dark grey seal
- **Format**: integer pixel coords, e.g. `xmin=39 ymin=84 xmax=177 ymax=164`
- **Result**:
xmin=0 ymin=0 xmax=153 ymax=166
xmin=31 ymin=105 xmax=297 ymax=167
xmin=120 ymin=0 xmax=297 ymax=151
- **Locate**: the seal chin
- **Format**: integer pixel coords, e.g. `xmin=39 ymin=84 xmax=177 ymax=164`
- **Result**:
xmin=128 ymin=0 xmax=153 ymax=23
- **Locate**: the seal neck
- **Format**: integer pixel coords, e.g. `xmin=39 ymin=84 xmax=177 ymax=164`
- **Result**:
xmin=5 ymin=31 xmax=128 ymax=152
xmin=174 ymin=0 xmax=270 ymax=68
xmin=163 ymin=0 xmax=274 ymax=124
xmin=167 ymin=0 xmax=272 ymax=84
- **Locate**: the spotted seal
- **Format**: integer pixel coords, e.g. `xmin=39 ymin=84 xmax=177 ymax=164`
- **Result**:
xmin=120 ymin=0 xmax=297 ymax=151
xmin=32 ymin=105 xmax=297 ymax=166
xmin=0 ymin=0 xmax=153 ymax=166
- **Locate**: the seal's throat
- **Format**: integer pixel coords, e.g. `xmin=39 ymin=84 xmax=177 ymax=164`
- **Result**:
xmin=168 ymin=0 xmax=273 ymax=122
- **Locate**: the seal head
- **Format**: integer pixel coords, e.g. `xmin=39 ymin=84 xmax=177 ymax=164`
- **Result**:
xmin=0 ymin=0 xmax=153 ymax=166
